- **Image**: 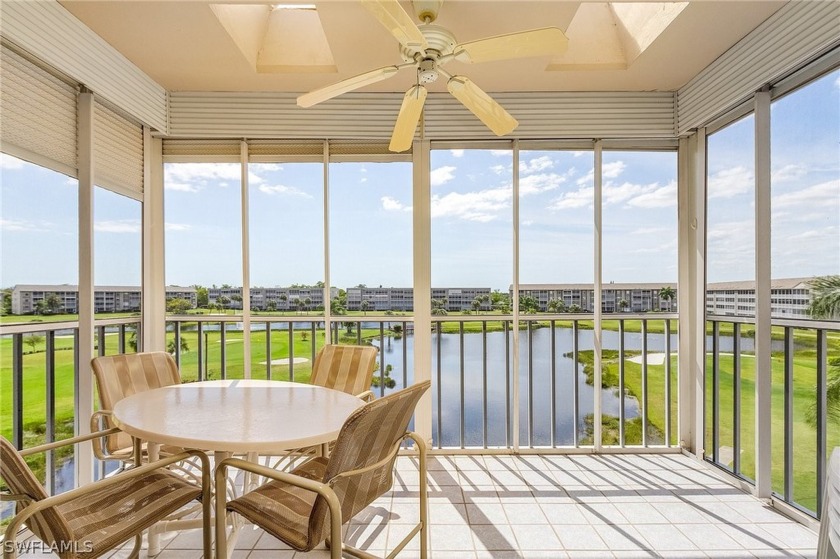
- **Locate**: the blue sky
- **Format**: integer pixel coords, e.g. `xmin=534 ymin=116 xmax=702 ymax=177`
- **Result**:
xmin=1 ymin=70 xmax=837 ymax=291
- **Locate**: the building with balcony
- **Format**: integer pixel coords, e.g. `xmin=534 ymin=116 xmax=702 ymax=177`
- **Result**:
xmin=346 ymin=287 xmax=492 ymax=312
xmin=706 ymin=278 xmax=814 ymax=319
xmin=0 ymin=1 xmax=837 ymax=557
xmin=11 ymin=284 xmax=196 ymax=314
xmin=515 ymin=283 xmax=678 ymax=312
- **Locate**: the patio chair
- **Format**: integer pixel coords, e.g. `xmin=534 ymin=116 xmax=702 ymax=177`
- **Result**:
xmin=215 ymin=380 xmax=431 ymax=559
xmin=311 ymin=344 xmax=379 ymax=402
xmin=0 ymin=429 xmax=211 ymax=559
xmin=90 ymin=351 xmax=184 ymax=467
xmin=818 ymin=447 xmax=840 ymax=559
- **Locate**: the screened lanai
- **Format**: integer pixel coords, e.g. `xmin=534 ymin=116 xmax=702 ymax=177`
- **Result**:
xmin=0 ymin=1 xmax=838 ymax=557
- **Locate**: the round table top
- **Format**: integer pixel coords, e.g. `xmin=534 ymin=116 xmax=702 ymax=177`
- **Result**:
xmin=112 ymin=379 xmax=364 ymax=454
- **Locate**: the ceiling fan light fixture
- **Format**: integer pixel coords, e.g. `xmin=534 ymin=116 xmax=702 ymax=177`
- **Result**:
xmin=417 ymin=58 xmax=439 ymax=84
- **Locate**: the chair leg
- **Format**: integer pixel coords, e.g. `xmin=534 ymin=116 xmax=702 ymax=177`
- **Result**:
xmin=127 ymin=534 xmax=142 ymax=559
xmin=415 ymin=436 xmax=429 ymax=559
xmin=215 ymin=463 xmax=229 ymax=559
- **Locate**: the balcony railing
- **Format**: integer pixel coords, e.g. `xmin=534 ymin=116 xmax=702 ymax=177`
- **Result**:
xmin=706 ymin=314 xmax=840 ymax=518
xmin=4 ymin=311 xmax=836 ymax=521
xmin=0 ymin=317 xmax=141 ymax=497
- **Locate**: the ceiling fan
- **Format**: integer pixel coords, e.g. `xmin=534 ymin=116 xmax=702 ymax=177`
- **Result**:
xmin=296 ymin=0 xmax=568 ymax=152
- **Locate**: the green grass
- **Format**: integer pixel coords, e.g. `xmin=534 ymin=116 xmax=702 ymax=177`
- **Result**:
xmin=571 ymin=342 xmax=839 ymax=514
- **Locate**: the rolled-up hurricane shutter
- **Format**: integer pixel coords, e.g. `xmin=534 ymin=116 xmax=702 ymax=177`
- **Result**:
xmin=94 ymin=100 xmax=143 ymax=200
xmin=0 ymin=45 xmax=77 ymax=176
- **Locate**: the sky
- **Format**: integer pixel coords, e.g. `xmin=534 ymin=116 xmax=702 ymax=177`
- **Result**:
xmin=1 ymin=70 xmax=838 ymax=291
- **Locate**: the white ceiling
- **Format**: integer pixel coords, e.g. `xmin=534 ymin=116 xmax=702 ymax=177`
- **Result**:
xmin=60 ymin=1 xmax=786 ymax=95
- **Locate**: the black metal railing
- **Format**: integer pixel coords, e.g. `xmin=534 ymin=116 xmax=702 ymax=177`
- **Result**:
xmin=705 ymin=315 xmax=840 ymax=518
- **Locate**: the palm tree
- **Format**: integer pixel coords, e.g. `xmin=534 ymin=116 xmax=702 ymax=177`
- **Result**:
xmin=304 ymin=297 xmax=312 ymax=313
xmin=618 ymin=299 xmax=629 ymax=312
xmin=547 ymin=298 xmax=565 ymax=313
xmin=360 ymin=300 xmax=371 ymax=315
xmin=805 ymin=276 xmax=840 ymax=429
xmin=808 ymin=275 xmax=840 ymax=319
xmin=659 ymin=286 xmax=676 ymax=311
xmin=471 ymin=297 xmax=482 ymax=313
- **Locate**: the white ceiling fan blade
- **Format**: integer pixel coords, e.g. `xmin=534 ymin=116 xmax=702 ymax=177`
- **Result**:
xmin=455 ymin=27 xmax=568 ymax=64
xmin=447 ymin=76 xmax=518 ymax=136
xmin=390 ymin=86 xmax=427 ymax=152
xmin=361 ymin=0 xmax=428 ymax=52
xmin=297 ymin=65 xmax=401 ymax=108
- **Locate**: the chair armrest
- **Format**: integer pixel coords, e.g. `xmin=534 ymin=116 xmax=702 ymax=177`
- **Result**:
xmin=356 ymin=390 xmax=375 ymax=403
xmin=89 ymin=411 xmax=115 ymax=461
xmin=3 ymin=449 xmax=210 ymax=554
xmin=215 ymin=458 xmax=343 ymax=553
xmin=18 ymin=427 xmax=122 ymax=458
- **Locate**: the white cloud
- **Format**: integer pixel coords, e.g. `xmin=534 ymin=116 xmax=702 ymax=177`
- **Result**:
xmin=549 ymin=186 xmax=593 ymax=210
xmin=771 ymin=164 xmax=807 ymax=183
xmin=520 ymin=155 xmax=554 ymax=175
xmin=603 ymin=161 xmax=626 ymax=179
xmin=165 ymin=182 xmax=200 ymax=193
xmin=164 ymin=163 xmax=241 ymax=193
xmin=94 ymin=220 xmax=141 ymax=233
xmin=490 ymin=164 xmax=508 ymax=176
xmin=430 ymin=165 xmax=456 ymax=187
xmin=450 ymin=149 xmax=465 ymax=158
xmin=258 ymin=184 xmax=311 ymax=197
xmin=165 ymin=223 xmax=191 ymax=232
xmin=0 ymin=154 xmax=25 ymax=170
xmin=633 ymin=239 xmax=676 ymax=254
xmin=626 ymin=180 xmax=677 ymax=209
xmin=1 ymin=218 xmax=51 ymax=232
xmin=360 ymin=177 xmax=368 ymax=183
xmin=603 ymin=181 xmax=656 ymax=205
xmin=774 ymin=179 xmax=839 ymax=208
xmin=708 ymin=166 xmax=753 ymax=199
xmin=572 ymin=151 xmax=587 ymax=158
xmin=431 ymin=186 xmax=510 ymax=222
xmin=381 ymin=196 xmax=411 ymax=212
xmin=490 ymin=150 xmax=510 ymax=157
xmin=521 ymin=219 xmax=534 ymax=226
xmin=519 ymin=173 xmax=567 ymax=196
xmin=576 ymin=169 xmax=594 ymax=187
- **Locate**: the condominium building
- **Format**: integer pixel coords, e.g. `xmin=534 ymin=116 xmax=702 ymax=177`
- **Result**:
xmin=11 ymin=285 xmax=196 ymax=314
xmin=208 ymin=286 xmax=338 ymax=311
xmin=514 ymin=283 xmax=678 ymax=313
xmin=345 ymin=287 xmax=493 ymax=312
xmin=705 ymin=278 xmax=813 ymax=319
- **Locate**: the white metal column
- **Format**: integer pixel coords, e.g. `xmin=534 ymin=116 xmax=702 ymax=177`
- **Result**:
xmin=240 ymin=140 xmax=251 ymax=378
xmin=323 ymin=141 xmax=332 ymax=340
xmin=511 ymin=142 xmax=521 ymax=451
xmin=142 ymin=129 xmax=166 ymax=351
xmin=678 ymin=132 xmax=707 ymax=457
xmin=754 ymin=90 xmax=773 ymax=498
xmin=413 ymin=140 xmax=432 ymax=446
xmin=593 ymin=140 xmax=603 ymax=450
xmin=76 ymin=90 xmax=95 ymax=486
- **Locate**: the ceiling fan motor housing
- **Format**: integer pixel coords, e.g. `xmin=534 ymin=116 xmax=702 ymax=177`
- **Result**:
xmin=417 ymin=58 xmax=439 ymax=83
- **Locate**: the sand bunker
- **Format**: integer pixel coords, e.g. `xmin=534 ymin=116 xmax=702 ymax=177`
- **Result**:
xmin=259 ymin=357 xmax=310 ymax=366
xmin=627 ymin=353 xmax=667 ymax=366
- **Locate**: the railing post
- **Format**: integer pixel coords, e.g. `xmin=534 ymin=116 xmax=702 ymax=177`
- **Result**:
xmin=45 ymin=331 xmax=56 ymax=494
xmin=817 ymin=328 xmax=828 ymax=517
xmin=12 ymin=333 xmax=24 ymax=449
xmin=784 ymin=327 xmax=794 ymax=502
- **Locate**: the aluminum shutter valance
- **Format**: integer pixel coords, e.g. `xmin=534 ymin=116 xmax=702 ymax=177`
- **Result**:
xmin=0 ymin=45 xmax=77 ymax=177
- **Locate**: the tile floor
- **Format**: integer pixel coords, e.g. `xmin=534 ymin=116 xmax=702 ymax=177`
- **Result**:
xmin=23 ymin=453 xmax=820 ymax=558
